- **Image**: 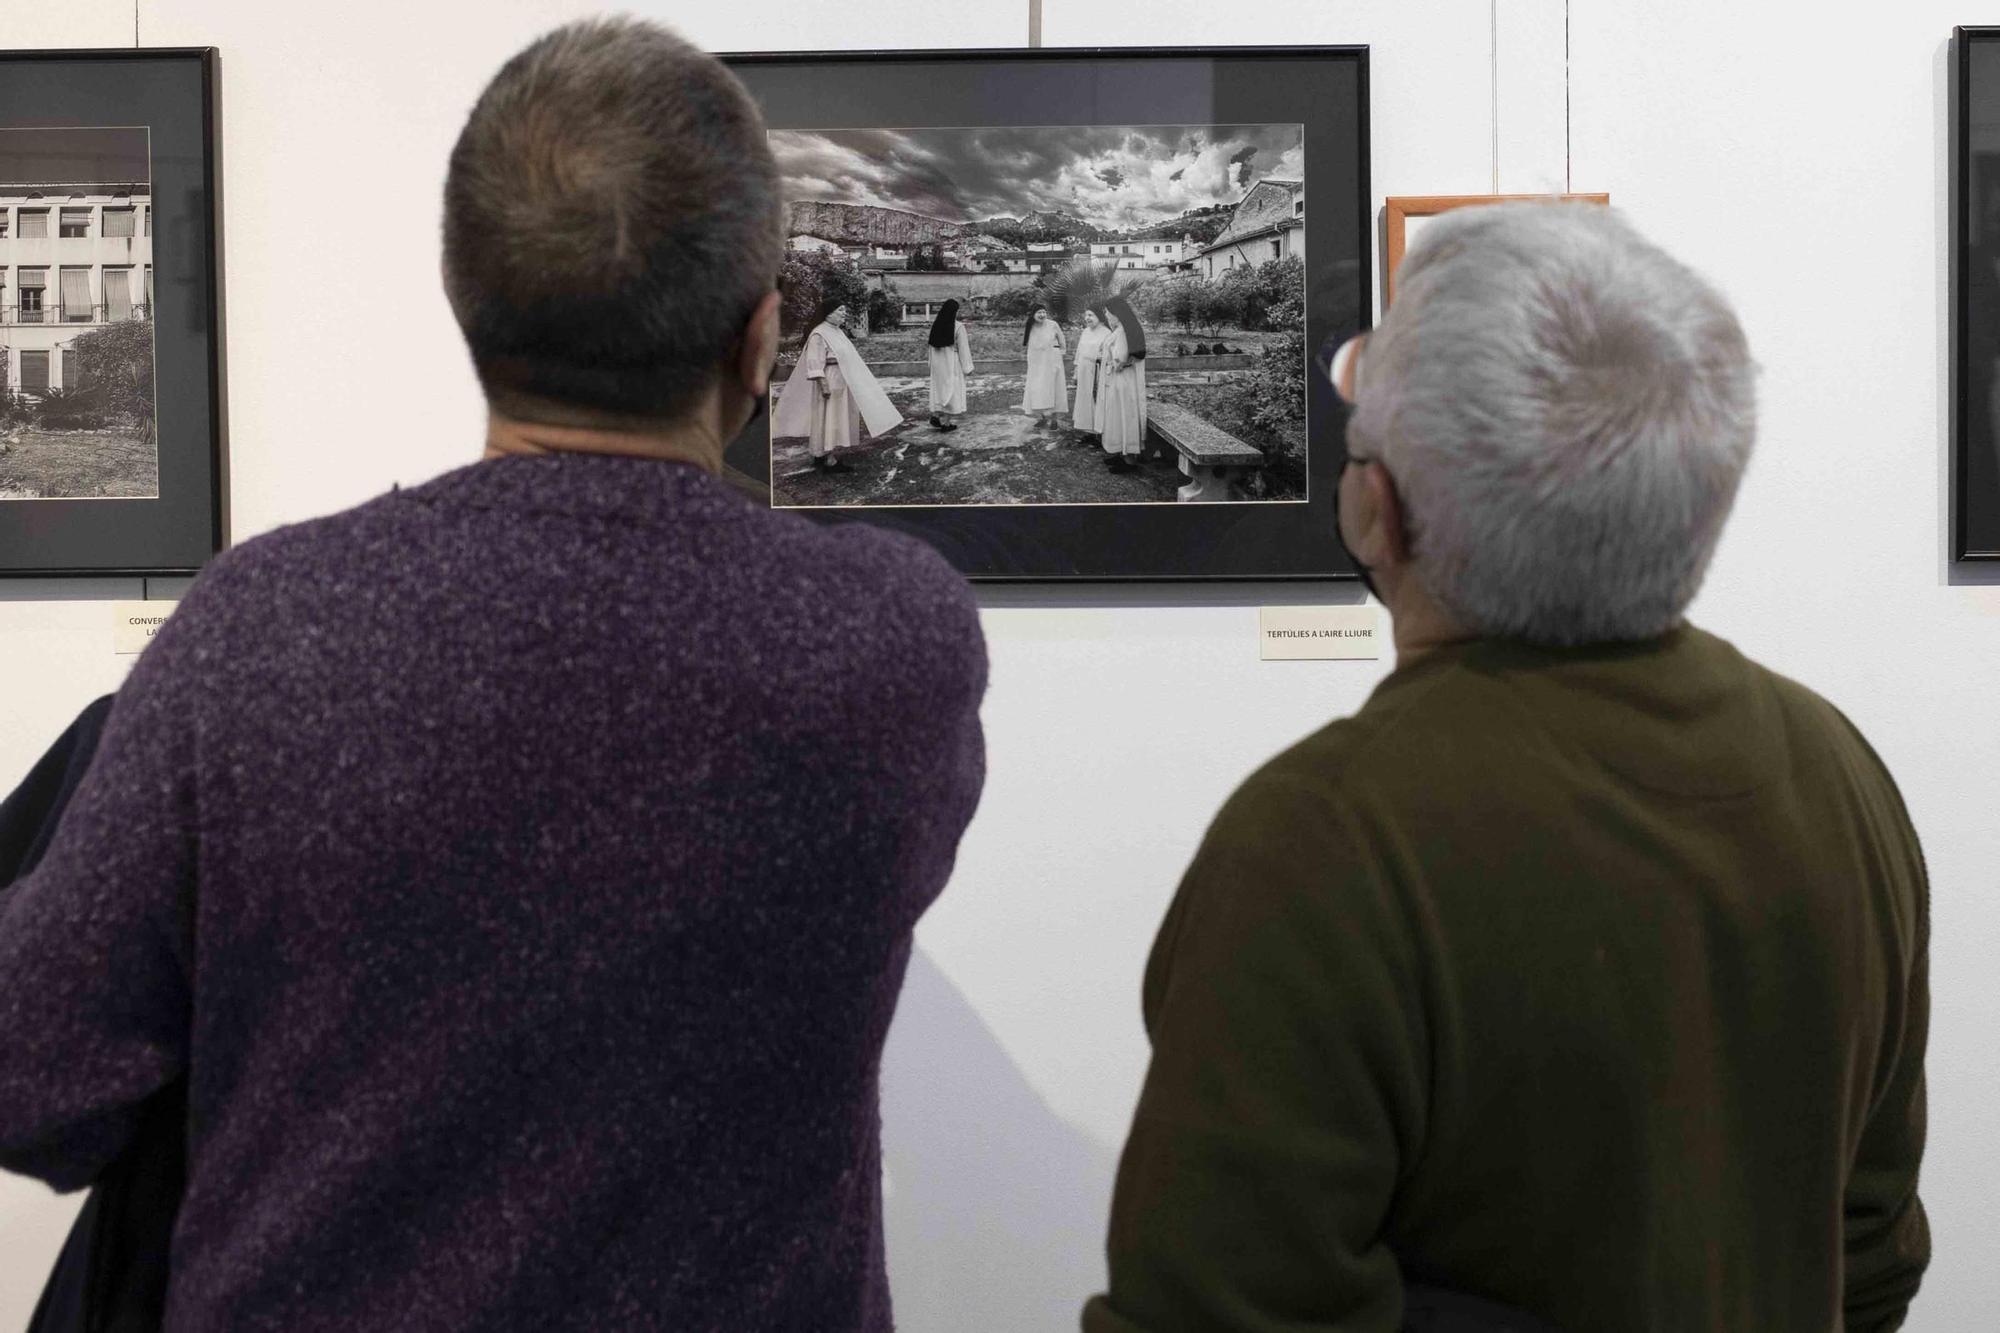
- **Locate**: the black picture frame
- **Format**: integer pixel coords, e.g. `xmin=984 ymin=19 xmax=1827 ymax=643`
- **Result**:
xmin=1954 ymin=28 xmax=2000 ymax=561
xmin=0 ymin=47 xmax=225 ymax=578
xmin=721 ymin=46 xmax=1371 ymax=582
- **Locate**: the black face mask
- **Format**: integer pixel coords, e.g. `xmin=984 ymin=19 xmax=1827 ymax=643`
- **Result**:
xmin=740 ymin=384 xmax=768 ymax=437
xmin=1335 ymin=456 xmax=1384 ymax=603
xmin=1335 ymin=511 xmax=1383 ymax=602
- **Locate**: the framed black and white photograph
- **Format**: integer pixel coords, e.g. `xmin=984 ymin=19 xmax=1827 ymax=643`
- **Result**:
xmin=723 ymin=47 xmax=1370 ymax=581
xmin=1956 ymin=27 xmax=2000 ymax=561
xmin=0 ymin=48 xmax=223 ymax=577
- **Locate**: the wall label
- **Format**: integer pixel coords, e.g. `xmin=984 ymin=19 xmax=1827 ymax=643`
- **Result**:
xmin=112 ymin=600 xmax=178 ymax=655
xmin=1259 ymin=604 xmax=1381 ymax=660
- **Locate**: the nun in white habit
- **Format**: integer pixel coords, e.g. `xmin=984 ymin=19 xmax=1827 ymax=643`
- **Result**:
xmin=1020 ymin=304 xmax=1068 ymax=427
xmin=926 ymin=299 xmax=973 ymax=430
xmin=774 ymin=301 xmax=902 ymax=471
xmin=1099 ymin=296 xmax=1149 ymax=472
xmin=1070 ymin=305 xmax=1111 ymax=440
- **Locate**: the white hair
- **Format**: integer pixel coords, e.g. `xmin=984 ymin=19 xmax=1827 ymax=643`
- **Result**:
xmin=1351 ymin=203 xmax=1757 ymax=645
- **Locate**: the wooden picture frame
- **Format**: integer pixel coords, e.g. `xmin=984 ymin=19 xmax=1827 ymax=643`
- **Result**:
xmin=1383 ymin=193 xmax=1610 ymax=305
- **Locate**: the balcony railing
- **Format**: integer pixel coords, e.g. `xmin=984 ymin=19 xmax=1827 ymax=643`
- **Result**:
xmin=0 ymin=304 xmax=152 ymax=327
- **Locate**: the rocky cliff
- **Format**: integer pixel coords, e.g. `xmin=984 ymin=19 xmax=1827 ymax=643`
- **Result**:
xmin=787 ymin=200 xmax=975 ymax=245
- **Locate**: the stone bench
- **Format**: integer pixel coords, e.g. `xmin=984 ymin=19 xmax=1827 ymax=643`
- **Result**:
xmin=1147 ymin=401 xmax=1268 ymax=502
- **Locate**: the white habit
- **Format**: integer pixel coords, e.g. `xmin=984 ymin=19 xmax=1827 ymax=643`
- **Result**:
xmin=774 ymin=321 xmax=903 ymax=458
xmin=1100 ymin=326 xmax=1148 ymax=457
xmin=1022 ymin=320 xmax=1068 ymax=412
xmin=928 ymin=322 xmax=974 ymax=414
xmin=1071 ymin=324 xmax=1110 ymax=431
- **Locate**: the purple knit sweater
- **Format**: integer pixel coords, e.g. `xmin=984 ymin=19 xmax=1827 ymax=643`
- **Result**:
xmin=0 ymin=454 xmax=988 ymax=1331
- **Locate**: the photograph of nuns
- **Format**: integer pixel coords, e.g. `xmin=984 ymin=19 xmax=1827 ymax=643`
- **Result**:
xmin=767 ymin=123 xmax=1309 ymax=507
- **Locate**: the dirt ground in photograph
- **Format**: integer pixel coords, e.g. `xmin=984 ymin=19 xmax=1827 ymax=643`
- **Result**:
xmin=0 ymin=429 xmax=159 ymax=499
xmin=773 ymin=374 xmax=1188 ymax=506
xmin=778 ymin=325 xmax=1287 ymax=369
xmin=770 ymin=370 xmax=1306 ymax=507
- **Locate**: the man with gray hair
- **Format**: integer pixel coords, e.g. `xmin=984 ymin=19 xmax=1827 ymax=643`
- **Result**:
xmin=0 ymin=18 xmax=985 ymax=1330
xmin=1087 ymin=204 xmax=1929 ymax=1332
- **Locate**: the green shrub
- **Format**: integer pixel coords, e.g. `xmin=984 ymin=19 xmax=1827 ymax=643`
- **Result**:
xmin=779 ymin=250 xmax=871 ymax=339
xmin=866 ymin=289 xmax=898 ymax=333
xmin=30 ymin=387 xmax=110 ymax=431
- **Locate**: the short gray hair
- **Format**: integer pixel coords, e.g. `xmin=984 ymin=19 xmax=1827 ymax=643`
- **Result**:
xmin=1351 ymin=203 xmax=1756 ymax=645
xmin=443 ymin=18 xmax=783 ymax=421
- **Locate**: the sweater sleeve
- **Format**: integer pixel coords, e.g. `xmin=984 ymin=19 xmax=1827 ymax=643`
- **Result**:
xmin=1083 ymin=772 xmax=1425 ymax=1333
xmin=1829 ymin=713 xmax=1932 ymax=1331
xmin=0 ymin=584 xmax=211 ymax=1190
xmin=1841 ymin=880 xmax=1931 ymax=1330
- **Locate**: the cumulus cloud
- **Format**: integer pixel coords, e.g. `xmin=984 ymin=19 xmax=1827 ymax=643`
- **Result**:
xmin=770 ymin=123 xmax=1305 ymax=232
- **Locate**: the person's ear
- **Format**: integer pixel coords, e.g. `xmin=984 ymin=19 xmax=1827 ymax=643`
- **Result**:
xmin=1366 ymin=462 xmax=1415 ymax=566
xmin=1345 ymin=460 xmax=1413 ymax=571
xmin=737 ymin=291 xmax=783 ymax=399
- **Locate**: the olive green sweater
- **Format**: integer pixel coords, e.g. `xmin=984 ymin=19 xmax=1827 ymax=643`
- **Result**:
xmin=1085 ymin=627 xmax=1929 ymax=1333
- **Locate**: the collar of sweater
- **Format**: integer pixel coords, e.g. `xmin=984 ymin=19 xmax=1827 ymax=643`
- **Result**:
xmin=397 ymin=453 xmax=758 ymax=526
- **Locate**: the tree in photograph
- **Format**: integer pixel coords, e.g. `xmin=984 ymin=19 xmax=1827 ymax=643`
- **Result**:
xmin=1132 ymin=274 xmax=1202 ymax=334
xmin=64 ymin=319 xmax=156 ymax=438
xmin=980 ymin=257 xmax=1010 ymax=273
xmin=906 ymin=243 xmax=947 ymax=272
xmin=1229 ymin=285 xmax=1307 ymax=438
xmin=866 ymin=288 xmax=899 ymax=333
xmin=779 ymin=250 xmax=871 ymax=339
xmin=1194 ymin=280 xmax=1239 ymax=335
xmin=1232 ymin=255 xmax=1305 ymax=332
xmin=986 ymin=285 xmax=1046 ymax=320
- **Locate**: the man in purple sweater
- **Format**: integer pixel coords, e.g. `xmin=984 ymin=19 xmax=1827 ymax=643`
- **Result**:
xmin=0 ymin=18 xmax=986 ymax=1330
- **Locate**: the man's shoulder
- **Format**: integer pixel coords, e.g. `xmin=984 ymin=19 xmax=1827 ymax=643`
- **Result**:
xmin=1686 ymin=627 xmax=1895 ymax=776
xmin=1710 ymin=633 xmax=1918 ymax=833
xmin=1244 ymin=651 xmax=1502 ymax=802
xmin=187 ymin=492 xmax=408 ymax=604
xmin=761 ymin=507 xmax=975 ymax=614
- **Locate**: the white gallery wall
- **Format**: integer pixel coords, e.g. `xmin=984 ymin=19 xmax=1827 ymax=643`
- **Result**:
xmin=0 ymin=1 xmax=1996 ymax=1328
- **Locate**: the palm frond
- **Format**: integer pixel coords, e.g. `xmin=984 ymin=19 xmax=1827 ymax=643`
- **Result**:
xmin=1039 ymin=260 xmax=1136 ymax=324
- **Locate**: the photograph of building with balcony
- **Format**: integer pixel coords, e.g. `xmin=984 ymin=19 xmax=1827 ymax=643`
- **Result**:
xmin=768 ymin=123 xmax=1308 ymax=507
xmin=0 ymin=126 xmax=157 ymax=500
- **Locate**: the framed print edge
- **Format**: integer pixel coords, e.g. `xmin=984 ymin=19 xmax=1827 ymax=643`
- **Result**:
xmin=720 ymin=45 xmax=1371 ymax=582
xmin=1953 ymin=28 xmax=2000 ymax=560
xmin=0 ymin=46 xmax=227 ymax=578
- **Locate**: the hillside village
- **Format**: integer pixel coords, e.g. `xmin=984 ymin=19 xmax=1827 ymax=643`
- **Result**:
xmin=784 ymin=180 xmax=1304 ymax=335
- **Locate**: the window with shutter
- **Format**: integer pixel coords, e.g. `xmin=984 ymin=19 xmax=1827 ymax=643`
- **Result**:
xmin=19 ymin=350 xmax=50 ymax=395
xmin=105 ymin=269 xmax=132 ymax=321
xmin=60 ymin=268 xmax=92 ymax=321
xmin=104 ymin=208 xmax=136 ymax=238
xmin=59 ymin=208 xmax=90 ymax=238
xmin=19 ymin=209 xmax=48 ymax=238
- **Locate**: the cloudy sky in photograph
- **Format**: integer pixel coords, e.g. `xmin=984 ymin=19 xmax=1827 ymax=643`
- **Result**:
xmin=770 ymin=123 xmax=1303 ymax=231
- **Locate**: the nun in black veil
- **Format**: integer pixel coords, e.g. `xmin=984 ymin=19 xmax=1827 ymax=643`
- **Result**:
xmin=926 ymin=299 xmax=973 ymax=431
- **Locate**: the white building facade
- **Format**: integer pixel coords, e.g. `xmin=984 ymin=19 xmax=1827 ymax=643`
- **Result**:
xmin=1090 ymin=233 xmax=1197 ymax=271
xmin=1192 ymin=179 xmax=1305 ymax=279
xmin=0 ymin=183 xmax=153 ymax=399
